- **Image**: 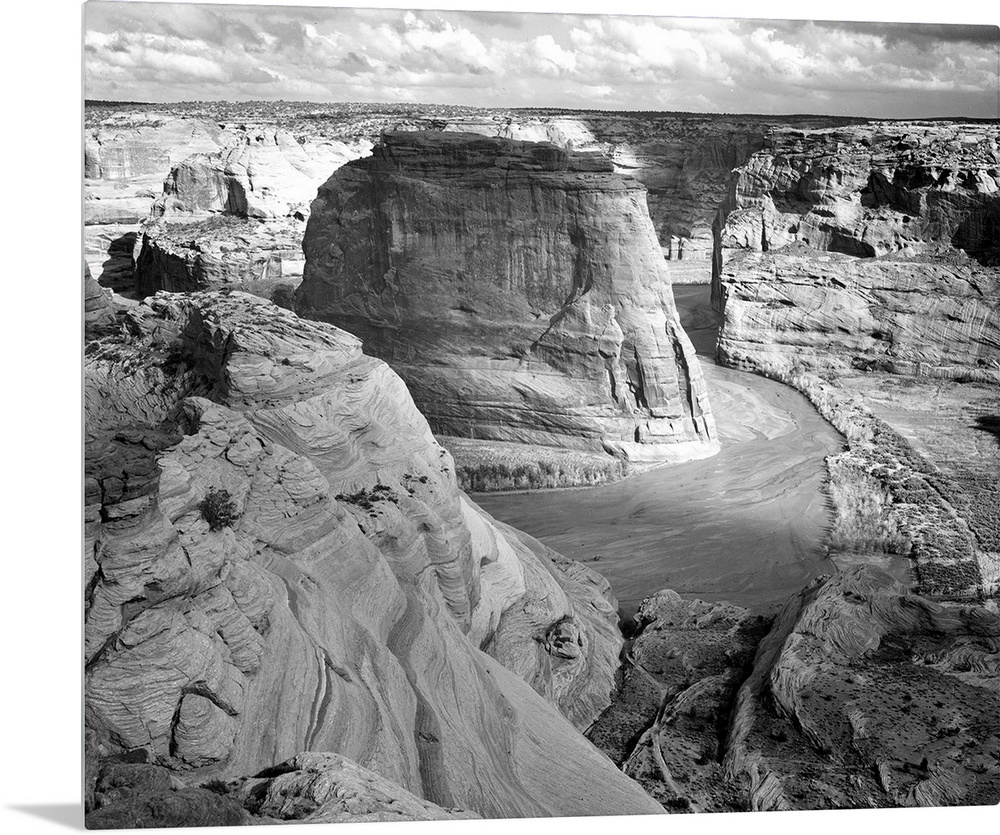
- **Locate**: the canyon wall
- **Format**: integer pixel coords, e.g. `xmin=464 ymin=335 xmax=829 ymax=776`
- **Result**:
xmin=296 ymin=131 xmax=717 ymax=461
xmin=84 ymin=290 xmax=662 ymax=820
xmin=712 ymin=121 xmax=1000 ymax=380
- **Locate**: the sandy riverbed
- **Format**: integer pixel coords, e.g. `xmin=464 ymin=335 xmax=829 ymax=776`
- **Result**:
xmin=474 ymin=285 xmax=845 ymax=617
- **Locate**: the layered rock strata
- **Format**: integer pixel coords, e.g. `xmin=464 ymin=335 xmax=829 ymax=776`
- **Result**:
xmin=717 ymin=248 xmax=1000 ymax=382
xmin=84 ymin=290 xmax=663 ymax=819
xmin=297 ymin=131 xmax=717 ymax=462
xmin=713 ymin=121 xmax=999 ymax=281
xmin=711 ymin=121 xmax=1000 ymax=365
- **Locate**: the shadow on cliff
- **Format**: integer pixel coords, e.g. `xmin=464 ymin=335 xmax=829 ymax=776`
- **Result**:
xmin=972 ymin=415 xmax=1000 ymax=447
xmin=98 ymin=231 xmax=138 ymax=295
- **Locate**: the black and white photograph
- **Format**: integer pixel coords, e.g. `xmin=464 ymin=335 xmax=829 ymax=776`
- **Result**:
xmin=5 ymin=0 xmax=1000 ymax=831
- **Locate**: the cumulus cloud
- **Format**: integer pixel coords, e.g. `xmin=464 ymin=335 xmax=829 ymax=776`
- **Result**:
xmin=83 ymin=2 xmax=998 ymax=117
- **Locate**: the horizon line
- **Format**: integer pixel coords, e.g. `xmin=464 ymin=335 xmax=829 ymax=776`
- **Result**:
xmin=83 ymin=99 xmax=1000 ymax=123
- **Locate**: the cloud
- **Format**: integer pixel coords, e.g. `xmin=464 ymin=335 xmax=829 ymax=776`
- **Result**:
xmin=83 ymin=2 xmax=999 ymax=117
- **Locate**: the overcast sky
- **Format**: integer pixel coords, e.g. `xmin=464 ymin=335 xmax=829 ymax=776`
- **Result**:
xmin=84 ymin=1 xmax=999 ymax=117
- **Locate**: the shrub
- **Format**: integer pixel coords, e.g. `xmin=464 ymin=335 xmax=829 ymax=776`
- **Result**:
xmin=827 ymin=456 xmax=910 ymax=555
xmin=201 ymin=779 xmax=230 ymax=795
xmin=199 ymin=488 xmax=239 ymax=531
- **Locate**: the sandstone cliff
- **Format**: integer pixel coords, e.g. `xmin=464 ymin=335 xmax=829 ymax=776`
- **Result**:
xmin=717 ymin=247 xmax=1000 ymax=382
xmin=84 ymin=290 xmax=662 ymax=819
xmin=713 ymin=121 xmax=999 ymax=273
xmin=297 ymin=131 xmax=717 ymax=462
xmin=711 ymin=121 xmax=1000 ymax=332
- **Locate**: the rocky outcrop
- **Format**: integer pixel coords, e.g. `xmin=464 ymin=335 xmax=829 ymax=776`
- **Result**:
xmin=86 ymin=751 xmax=478 ymax=827
xmin=297 ymin=131 xmax=717 ymax=462
xmin=84 ymin=263 xmax=116 ymax=336
xmin=225 ymin=752 xmax=480 ymax=823
xmin=84 ymin=290 xmax=663 ymax=820
xmin=133 ymin=217 xmax=305 ymax=302
xmin=726 ymin=566 xmax=1000 ymax=811
xmin=717 ymin=247 xmax=1000 ymax=382
xmin=588 ymin=592 xmax=771 ymax=813
xmin=589 ymin=568 xmax=999 ymax=813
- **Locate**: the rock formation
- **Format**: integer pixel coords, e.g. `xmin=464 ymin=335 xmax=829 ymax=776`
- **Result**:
xmin=133 ymin=217 xmax=305 ymax=303
xmin=588 ymin=568 xmax=999 ymax=813
xmin=84 ymin=290 xmax=664 ymax=820
xmin=712 ymin=121 xmax=1000 ymax=379
xmin=153 ymin=127 xmax=370 ymax=221
xmin=297 ymin=131 xmax=717 ymax=462
xmin=587 ymin=591 xmax=771 ymax=813
xmin=86 ymin=751 xmax=478 ymax=827
xmin=84 ymin=263 xmax=116 ymax=336
xmin=717 ymin=247 xmax=1000 ymax=382
xmin=713 ymin=122 xmax=999 ymax=270
xmin=726 ymin=566 xmax=999 ymax=811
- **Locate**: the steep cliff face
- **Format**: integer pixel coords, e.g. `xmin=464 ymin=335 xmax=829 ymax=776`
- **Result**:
xmin=711 ymin=122 xmax=1000 ymax=380
xmin=297 ymin=131 xmax=717 ymax=462
xmin=84 ymin=291 xmax=662 ymax=820
xmin=717 ymin=248 xmax=1000 ymax=381
xmin=713 ymin=122 xmax=999 ymax=270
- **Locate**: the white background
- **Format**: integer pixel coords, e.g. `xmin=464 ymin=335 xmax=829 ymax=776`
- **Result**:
xmin=1 ymin=0 xmax=996 ymax=833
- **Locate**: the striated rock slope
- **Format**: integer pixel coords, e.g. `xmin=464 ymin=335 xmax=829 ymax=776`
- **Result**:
xmin=84 ymin=290 xmax=663 ymax=820
xmin=297 ymin=131 xmax=717 ymax=462
xmin=717 ymin=247 xmax=1000 ymax=382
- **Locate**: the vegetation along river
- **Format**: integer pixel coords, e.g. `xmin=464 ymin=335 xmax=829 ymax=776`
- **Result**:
xmin=474 ymin=284 xmax=844 ymax=619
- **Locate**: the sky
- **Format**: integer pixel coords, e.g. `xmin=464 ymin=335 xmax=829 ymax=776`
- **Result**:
xmin=83 ymin=0 xmax=999 ymax=117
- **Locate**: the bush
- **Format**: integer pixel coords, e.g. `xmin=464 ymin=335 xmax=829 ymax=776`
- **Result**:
xmin=199 ymin=488 xmax=239 ymax=531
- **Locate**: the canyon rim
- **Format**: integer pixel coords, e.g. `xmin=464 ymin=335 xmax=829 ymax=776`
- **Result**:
xmin=72 ymin=1 xmax=1000 ymax=832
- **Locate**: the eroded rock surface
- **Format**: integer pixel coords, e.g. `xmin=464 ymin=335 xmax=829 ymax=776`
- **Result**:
xmin=297 ymin=131 xmax=717 ymax=462
xmin=84 ymin=290 xmax=662 ymax=820
xmin=133 ymin=217 xmax=305 ymax=302
xmin=226 ymin=751 xmax=480 ymax=823
xmin=726 ymin=566 xmax=1000 ymax=811
xmin=590 ymin=568 xmax=999 ymax=813
xmin=588 ymin=591 xmax=770 ymax=813
xmin=717 ymin=247 xmax=1000 ymax=382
